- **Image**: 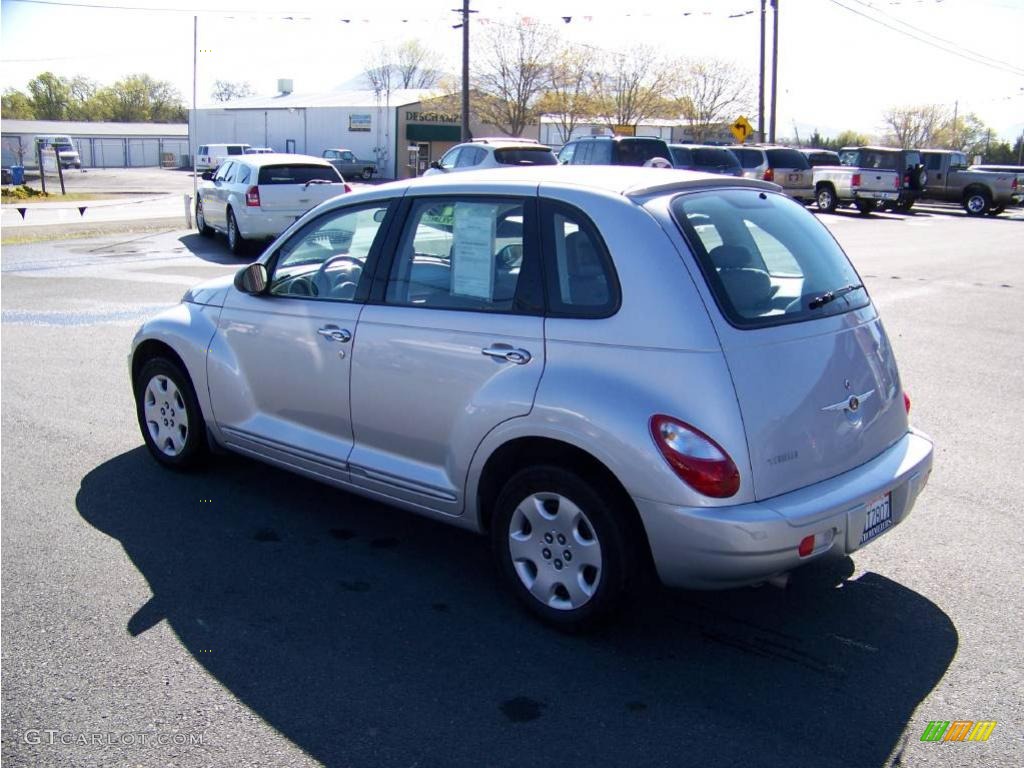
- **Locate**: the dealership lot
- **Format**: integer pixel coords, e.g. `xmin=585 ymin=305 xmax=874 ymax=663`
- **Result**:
xmin=1 ymin=205 xmax=1021 ymax=766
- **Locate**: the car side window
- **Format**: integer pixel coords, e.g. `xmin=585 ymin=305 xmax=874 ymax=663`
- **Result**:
xmin=925 ymin=154 xmax=942 ymax=171
xmin=342 ymin=151 xmax=354 ymax=161
xmin=541 ymin=202 xmax=618 ymax=317
xmin=214 ymin=162 xmax=232 ymax=182
xmin=227 ymin=146 xmax=243 ymax=155
xmin=558 ymin=142 xmax=576 ymax=164
xmin=269 ymin=203 xmax=391 ymax=301
xmin=224 ymin=163 xmax=239 ymax=183
xmin=386 ymin=197 xmax=536 ymax=313
xmin=592 ymin=141 xmax=613 ymax=164
xmin=198 ymin=145 xmax=207 ymax=155
xmin=575 ymin=141 xmax=592 ymax=164
xmin=456 ymin=147 xmax=482 ymax=167
xmin=439 ymin=148 xmax=461 ymax=170
xmin=236 ymin=165 xmax=251 ymax=185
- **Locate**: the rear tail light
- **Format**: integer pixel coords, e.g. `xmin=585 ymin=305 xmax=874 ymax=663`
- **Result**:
xmin=245 ymin=185 xmax=260 ymax=207
xmin=903 ymin=391 xmax=911 ymax=414
xmin=851 ymin=173 xmax=861 ymax=187
xmin=763 ymin=167 xmax=774 ymax=182
xmin=903 ymin=173 xmax=910 ymax=186
xmin=798 ymin=535 xmax=815 ymax=557
xmin=650 ymin=415 xmax=740 ymax=498
xmin=1013 ymin=177 xmax=1018 ymax=191
xmin=343 ymin=183 xmax=352 ymax=193
xmin=894 ymin=174 xmax=901 ymax=189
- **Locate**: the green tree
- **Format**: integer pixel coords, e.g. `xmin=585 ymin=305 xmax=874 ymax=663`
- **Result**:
xmin=27 ymin=72 xmax=71 ymax=119
xmin=2 ymin=88 xmax=35 ymax=119
xmin=98 ymin=74 xmax=185 ymax=122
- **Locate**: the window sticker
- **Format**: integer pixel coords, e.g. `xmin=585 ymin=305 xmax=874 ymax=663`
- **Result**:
xmin=451 ymin=202 xmax=497 ymax=299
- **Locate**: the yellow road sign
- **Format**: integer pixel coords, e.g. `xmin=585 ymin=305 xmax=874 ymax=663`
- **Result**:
xmin=730 ymin=116 xmax=753 ymax=143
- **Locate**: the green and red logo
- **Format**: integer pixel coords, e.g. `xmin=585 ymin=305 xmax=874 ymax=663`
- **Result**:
xmin=920 ymin=720 xmax=997 ymax=742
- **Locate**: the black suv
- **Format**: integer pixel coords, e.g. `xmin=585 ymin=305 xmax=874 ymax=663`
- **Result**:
xmin=557 ymin=136 xmax=673 ymax=167
xmin=838 ymin=146 xmax=927 ymax=211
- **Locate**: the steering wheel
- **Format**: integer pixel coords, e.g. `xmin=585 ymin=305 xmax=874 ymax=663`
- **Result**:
xmin=312 ymin=254 xmax=363 ymax=297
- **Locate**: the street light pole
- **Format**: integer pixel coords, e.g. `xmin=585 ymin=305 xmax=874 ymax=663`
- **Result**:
xmin=758 ymin=0 xmax=766 ymax=142
xmin=461 ymin=0 xmax=471 ymax=142
xmin=769 ymin=0 xmax=778 ymax=143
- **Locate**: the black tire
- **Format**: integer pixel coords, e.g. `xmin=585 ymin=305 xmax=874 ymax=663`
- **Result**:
xmin=912 ymin=166 xmax=927 ymax=189
xmin=986 ymin=205 xmax=1006 ymax=217
xmin=134 ymin=357 xmax=207 ymax=470
xmin=894 ymin=198 xmax=915 ymax=213
xmin=361 ymin=167 xmax=374 ymax=181
xmin=195 ymin=196 xmax=214 ymax=237
xmin=855 ymin=199 xmax=876 ymax=215
xmin=226 ymin=209 xmax=247 ymax=255
xmin=816 ymin=184 xmax=838 ymax=213
xmin=962 ymin=189 xmax=990 ymax=217
xmin=491 ymin=465 xmax=637 ymax=630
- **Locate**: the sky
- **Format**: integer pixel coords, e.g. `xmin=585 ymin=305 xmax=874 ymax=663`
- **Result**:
xmin=1 ymin=0 xmax=1022 ymax=142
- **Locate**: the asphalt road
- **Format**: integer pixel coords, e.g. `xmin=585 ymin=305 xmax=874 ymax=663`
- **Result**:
xmin=2 ymin=203 xmax=1022 ymax=767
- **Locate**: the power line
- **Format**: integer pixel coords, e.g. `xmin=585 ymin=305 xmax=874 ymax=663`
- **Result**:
xmin=846 ymin=0 xmax=1023 ymax=74
xmin=826 ymin=0 xmax=1024 ymax=76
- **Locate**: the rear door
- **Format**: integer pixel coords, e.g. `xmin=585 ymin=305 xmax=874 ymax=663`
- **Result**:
xmin=671 ymin=189 xmax=908 ymax=501
xmin=347 ymin=191 xmax=545 ymax=515
xmin=257 ymin=163 xmax=346 ymax=215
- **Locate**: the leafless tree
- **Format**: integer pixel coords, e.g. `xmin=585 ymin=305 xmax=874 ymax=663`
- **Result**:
xmin=881 ymin=104 xmax=949 ymax=149
xmin=673 ymin=58 xmax=752 ymax=142
xmin=471 ymin=19 xmax=556 ymax=136
xmin=591 ymin=46 xmax=676 ymax=129
xmin=363 ymin=40 xmax=442 ymax=94
xmin=537 ymin=44 xmax=596 ymax=144
xmin=211 ymin=80 xmax=255 ymax=103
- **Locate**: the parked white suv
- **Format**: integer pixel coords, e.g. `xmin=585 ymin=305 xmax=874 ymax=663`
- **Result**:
xmin=195 ymin=153 xmax=350 ymax=254
xmin=195 ymin=143 xmax=251 ymax=171
xmin=423 ymin=138 xmax=557 ymax=176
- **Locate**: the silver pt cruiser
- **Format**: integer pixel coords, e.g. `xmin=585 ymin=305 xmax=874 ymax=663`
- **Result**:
xmin=130 ymin=166 xmax=933 ymax=629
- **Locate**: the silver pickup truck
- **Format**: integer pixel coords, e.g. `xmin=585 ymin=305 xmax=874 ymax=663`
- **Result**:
xmin=322 ymin=148 xmax=377 ymax=180
xmin=812 ymin=149 xmax=901 ymax=214
xmin=922 ymin=150 xmax=1022 ymax=216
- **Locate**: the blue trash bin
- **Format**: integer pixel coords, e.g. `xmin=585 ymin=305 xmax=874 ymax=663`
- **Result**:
xmin=11 ymin=165 xmax=25 ymax=185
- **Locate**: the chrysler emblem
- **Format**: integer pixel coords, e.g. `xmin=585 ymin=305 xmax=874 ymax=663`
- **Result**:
xmin=822 ymin=389 xmax=875 ymax=413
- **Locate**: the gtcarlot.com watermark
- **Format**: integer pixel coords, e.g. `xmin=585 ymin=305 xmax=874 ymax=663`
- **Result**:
xmin=23 ymin=729 xmax=205 ymax=747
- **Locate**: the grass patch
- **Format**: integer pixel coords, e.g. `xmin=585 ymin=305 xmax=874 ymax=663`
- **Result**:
xmin=2 ymin=187 xmax=128 ymax=204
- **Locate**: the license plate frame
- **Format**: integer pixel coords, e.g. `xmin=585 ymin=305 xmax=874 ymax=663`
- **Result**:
xmin=859 ymin=493 xmax=892 ymax=546
xmin=788 ymin=173 xmax=801 ymax=183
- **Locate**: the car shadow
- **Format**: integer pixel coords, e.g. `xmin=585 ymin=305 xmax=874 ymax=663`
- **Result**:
xmin=77 ymin=449 xmax=957 ymax=768
xmin=177 ymin=232 xmax=263 ymax=265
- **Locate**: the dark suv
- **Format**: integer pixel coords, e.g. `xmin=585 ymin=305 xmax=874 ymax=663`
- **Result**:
xmin=557 ymin=136 xmax=673 ymax=167
xmin=838 ymin=146 xmax=927 ymax=211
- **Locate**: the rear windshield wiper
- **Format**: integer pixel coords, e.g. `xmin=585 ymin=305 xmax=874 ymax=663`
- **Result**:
xmin=303 ymin=178 xmax=333 ymax=187
xmin=808 ymin=283 xmax=864 ymax=310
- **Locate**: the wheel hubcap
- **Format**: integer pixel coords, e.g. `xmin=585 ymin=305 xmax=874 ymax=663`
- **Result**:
xmin=968 ymin=196 xmax=984 ymax=213
xmin=143 ymin=374 xmax=189 ymax=456
xmin=228 ymin=216 xmax=237 ymax=247
xmin=507 ymin=493 xmax=603 ymax=611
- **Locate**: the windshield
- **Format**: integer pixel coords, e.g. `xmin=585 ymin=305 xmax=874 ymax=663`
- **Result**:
xmin=693 ymin=148 xmax=740 ymax=170
xmin=670 ymin=189 xmax=868 ymax=328
xmin=494 ymin=148 xmax=557 ymax=166
xmin=732 ymin=148 xmax=763 ymax=169
xmin=257 ymin=164 xmax=341 ymax=184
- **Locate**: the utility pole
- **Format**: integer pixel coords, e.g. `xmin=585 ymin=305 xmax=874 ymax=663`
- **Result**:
xmin=453 ymin=1 xmax=475 ymax=142
xmin=951 ymin=99 xmax=959 ymax=149
xmin=758 ymin=0 xmax=766 ymax=142
xmin=192 ymin=15 xmax=198 ymax=201
xmin=769 ymin=0 xmax=779 ymax=143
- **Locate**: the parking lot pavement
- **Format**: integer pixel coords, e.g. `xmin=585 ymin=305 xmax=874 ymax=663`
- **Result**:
xmin=1 ymin=213 xmax=1022 ymax=767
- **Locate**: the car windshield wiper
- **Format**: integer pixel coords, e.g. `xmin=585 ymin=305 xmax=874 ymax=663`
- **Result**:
xmin=303 ymin=179 xmax=333 ymax=187
xmin=808 ymin=283 xmax=864 ymax=310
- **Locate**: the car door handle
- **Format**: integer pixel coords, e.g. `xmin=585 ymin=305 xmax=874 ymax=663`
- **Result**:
xmin=482 ymin=344 xmax=531 ymax=365
xmin=317 ymin=325 xmax=352 ymax=343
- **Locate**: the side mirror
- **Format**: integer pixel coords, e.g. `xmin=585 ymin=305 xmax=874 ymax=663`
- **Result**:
xmin=234 ymin=262 xmax=269 ymax=295
xmin=201 ymin=170 xmax=214 ymax=180
xmin=429 ymin=160 xmax=442 ymax=170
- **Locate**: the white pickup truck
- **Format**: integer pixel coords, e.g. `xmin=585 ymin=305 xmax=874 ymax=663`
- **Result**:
xmin=812 ymin=149 xmax=902 ymax=214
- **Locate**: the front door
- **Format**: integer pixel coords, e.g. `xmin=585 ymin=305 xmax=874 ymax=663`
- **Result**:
xmin=207 ymin=199 xmax=395 ymax=481
xmin=348 ymin=194 xmax=545 ymax=515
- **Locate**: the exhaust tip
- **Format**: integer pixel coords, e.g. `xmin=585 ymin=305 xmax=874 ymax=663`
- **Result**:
xmin=767 ymin=572 xmax=790 ymax=589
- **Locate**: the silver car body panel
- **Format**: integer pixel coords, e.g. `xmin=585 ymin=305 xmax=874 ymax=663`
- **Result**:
xmin=131 ymin=166 xmax=933 ymax=588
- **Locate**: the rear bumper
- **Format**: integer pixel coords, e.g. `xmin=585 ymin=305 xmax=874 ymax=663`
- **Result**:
xmin=635 ymin=429 xmax=933 ymax=589
xmin=235 ymin=209 xmax=303 ymax=240
xmin=784 ymin=186 xmax=814 ymax=200
xmin=854 ymin=190 xmax=898 ymax=201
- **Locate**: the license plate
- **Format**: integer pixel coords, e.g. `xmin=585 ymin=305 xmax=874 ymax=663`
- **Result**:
xmin=788 ymin=173 xmax=801 ymax=182
xmin=860 ymin=493 xmax=892 ymax=546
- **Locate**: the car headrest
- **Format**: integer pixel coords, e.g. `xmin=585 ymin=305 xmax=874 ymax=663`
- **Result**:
xmin=709 ymin=244 xmax=753 ymax=269
xmin=566 ymin=231 xmax=604 ymax=277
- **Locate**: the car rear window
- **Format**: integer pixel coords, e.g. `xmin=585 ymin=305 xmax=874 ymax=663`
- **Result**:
xmin=807 ymin=151 xmax=840 ymax=166
xmin=227 ymin=146 xmax=245 ymax=155
xmin=732 ymin=148 xmax=763 ymax=168
xmin=258 ymin=164 xmax=341 ymax=184
xmin=613 ymin=139 xmax=671 ymax=166
xmin=693 ymin=148 xmax=740 ymax=170
xmin=765 ymin=149 xmax=810 ymax=170
xmin=671 ymin=189 xmax=868 ymax=329
xmin=494 ymin=148 xmax=557 ymax=166
xmin=669 ymin=147 xmax=693 ymax=166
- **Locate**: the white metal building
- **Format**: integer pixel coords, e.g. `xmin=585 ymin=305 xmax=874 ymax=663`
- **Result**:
xmin=0 ymin=119 xmax=189 ymax=168
xmin=189 ymin=88 xmax=438 ymax=179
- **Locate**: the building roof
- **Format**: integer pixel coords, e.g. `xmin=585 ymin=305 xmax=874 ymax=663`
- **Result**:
xmin=1 ymin=119 xmax=187 ymax=137
xmin=203 ymin=88 xmax=440 ymax=111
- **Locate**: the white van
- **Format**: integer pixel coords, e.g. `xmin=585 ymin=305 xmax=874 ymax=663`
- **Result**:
xmin=35 ymin=135 xmax=81 ymax=169
xmin=195 ymin=143 xmax=251 ymax=171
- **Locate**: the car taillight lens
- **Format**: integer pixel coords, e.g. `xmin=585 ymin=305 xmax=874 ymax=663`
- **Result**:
xmin=851 ymin=173 xmax=861 ymax=187
xmin=245 ymin=186 xmax=260 ymax=207
xmin=894 ymin=175 xmax=901 ymax=189
xmin=763 ymin=168 xmax=774 ymax=182
xmin=1013 ymin=177 xmax=1019 ymax=191
xmin=903 ymin=391 xmax=911 ymax=414
xmin=343 ymin=183 xmax=352 ymax=193
xmin=903 ymin=173 xmax=910 ymax=186
xmin=650 ymin=415 xmax=740 ymax=498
